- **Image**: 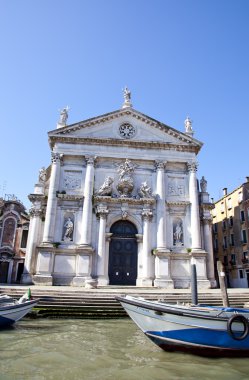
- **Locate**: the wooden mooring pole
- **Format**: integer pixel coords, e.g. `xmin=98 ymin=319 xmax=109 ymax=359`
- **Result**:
xmin=217 ymin=260 xmax=230 ymax=307
xmin=191 ymin=264 xmax=198 ymax=305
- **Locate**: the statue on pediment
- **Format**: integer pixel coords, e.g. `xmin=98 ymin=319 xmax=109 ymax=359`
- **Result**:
xmin=38 ymin=167 xmax=47 ymax=183
xmin=97 ymin=176 xmax=114 ymax=196
xmin=58 ymin=106 xmax=69 ymax=125
xmin=122 ymin=87 xmax=132 ymax=108
xmin=200 ymin=176 xmax=207 ymax=193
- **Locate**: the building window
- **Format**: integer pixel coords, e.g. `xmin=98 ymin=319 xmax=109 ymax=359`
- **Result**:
xmin=213 ymin=223 xmax=218 ymax=233
xmin=229 ymin=216 xmax=233 ymax=227
xmin=21 ymin=230 xmax=28 ymax=248
xmin=227 ymin=198 xmax=232 ymax=209
xmin=222 ymin=220 xmax=227 ymax=230
xmin=224 ymin=255 xmax=228 ymax=265
xmin=239 ymin=269 xmax=244 ymax=279
xmin=241 ymin=230 xmax=247 ymax=244
xmin=214 ymin=238 xmax=218 ymax=251
xmin=240 ymin=210 xmax=245 ymax=222
xmin=223 ymin=236 xmax=227 ymax=249
xmin=221 ymin=202 xmax=225 ymax=213
xmin=231 ymin=254 xmax=236 ymax=265
xmin=238 ymin=191 xmax=243 ymax=203
xmin=230 ymin=234 xmax=234 ymax=246
xmin=242 ymin=251 xmax=248 ymax=264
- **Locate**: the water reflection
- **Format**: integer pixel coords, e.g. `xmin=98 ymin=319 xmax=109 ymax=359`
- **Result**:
xmin=0 ymin=319 xmax=249 ymax=380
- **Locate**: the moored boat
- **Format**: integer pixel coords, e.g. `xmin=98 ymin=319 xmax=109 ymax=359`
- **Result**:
xmin=0 ymin=290 xmax=39 ymax=327
xmin=116 ymin=295 xmax=249 ymax=357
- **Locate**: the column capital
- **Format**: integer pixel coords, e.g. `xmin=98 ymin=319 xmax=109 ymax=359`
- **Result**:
xmin=29 ymin=207 xmax=44 ymax=219
xmin=142 ymin=208 xmax=153 ymax=221
xmin=51 ymin=152 xmax=64 ymax=164
xmin=202 ymin=217 xmax=212 ymax=225
xmin=154 ymin=160 xmax=167 ymax=170
xmin=96 ymin=205 xmax=109 ymax=219
xmin=85 ymin=155 xmax=97 ymax=166
xmin=187 ymin=161 xmax=198 ymax=173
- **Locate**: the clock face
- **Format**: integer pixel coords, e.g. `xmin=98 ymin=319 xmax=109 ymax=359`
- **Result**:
xmin=119 ymin=123 xmax=136 ymax=139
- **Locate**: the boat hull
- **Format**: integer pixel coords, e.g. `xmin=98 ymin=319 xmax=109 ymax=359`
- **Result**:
xmin=0 ymin=299 xmax=39 ymax=327
xmin=116 ymin=296 xmax=249 ymax=357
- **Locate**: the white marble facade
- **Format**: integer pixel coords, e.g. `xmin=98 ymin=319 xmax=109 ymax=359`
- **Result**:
xmin=21 ymin=93 xmax=216 ymax=288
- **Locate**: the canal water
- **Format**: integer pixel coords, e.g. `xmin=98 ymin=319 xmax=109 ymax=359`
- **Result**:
xmin=1 ymin=318 xmax=249 ymax=380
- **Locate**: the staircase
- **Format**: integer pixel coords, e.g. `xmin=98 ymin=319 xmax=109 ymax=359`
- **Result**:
xmin=1 ymin=286 xmax=249 ymax=319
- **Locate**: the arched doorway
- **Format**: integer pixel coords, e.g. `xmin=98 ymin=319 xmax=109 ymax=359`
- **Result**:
xmin=108 ymin=220 xmax=138 ymax=285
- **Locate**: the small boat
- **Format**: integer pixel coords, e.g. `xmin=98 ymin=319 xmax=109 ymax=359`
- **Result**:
xmin=0 ymin=289 xmax=39 ymax=327
xmin=116 ymin=295 xmax=249 ymax=357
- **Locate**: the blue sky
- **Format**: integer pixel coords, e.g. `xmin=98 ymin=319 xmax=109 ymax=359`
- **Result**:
xmin=1 ymin=0 xmax=249 ymax=208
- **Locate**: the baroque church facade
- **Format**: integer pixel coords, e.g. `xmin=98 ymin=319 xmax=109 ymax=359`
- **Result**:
xmin=22 ymin=90 xmax=216 ymax=288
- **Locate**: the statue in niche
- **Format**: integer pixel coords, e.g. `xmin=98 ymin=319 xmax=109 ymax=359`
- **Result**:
xmin=200 ymin=176 xmax=207 ymax=193
xmin=116 ymin=159 xmax=135 ymax=197
xmin=97 ymin=176 xmax=114 ymax=196
xmin=38 ymin=167 xmax=47 ymax=183
xmin=138 ymin=181 xmax=153 ymax=198
xmin=173 ymin=220 xmax=183 ymax=246
xmin=63 ymin=217 xmax=74 ymax=241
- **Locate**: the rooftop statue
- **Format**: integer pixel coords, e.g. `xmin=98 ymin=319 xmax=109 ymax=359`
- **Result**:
xmin=58 ymin=106 xmax=69 ymax=125
xmin=122 ymin=87 xmax=132 ymax=108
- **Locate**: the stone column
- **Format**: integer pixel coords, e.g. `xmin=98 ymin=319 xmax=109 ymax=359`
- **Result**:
xmin=155 ymin=161 xmax=168 ymax=251
xmin=96 ymin=205 xmax=109 ymax=285
xmin=138 ymin=208 xmax=153 ymax=286
xmin=80 ymin=156 xmax=96 ymax=247
xmin=21 ymin=207 xmax=43 ymax=284
xmin=203 ymin=218 xmax=216 ymax=287
xmin=42 ymin=152 xmax=63 ymax=243
xmin=187 ymin=162 xmax=202 ymax=251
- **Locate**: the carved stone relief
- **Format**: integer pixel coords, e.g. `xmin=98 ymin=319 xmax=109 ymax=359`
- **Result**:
xmin=63 ymin=171 xmax=82 ymax=191
xmin=167 ymin=177 xmax=185 ymax=196
xmin=97 ymin=176 xmax=114 ymax=196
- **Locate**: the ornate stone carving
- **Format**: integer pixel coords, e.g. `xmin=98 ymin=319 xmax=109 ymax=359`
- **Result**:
xmin=138 ymin=181 xmax=153 ymax=198
xmin=119 ymin=123 xmax=136 ymax=139
xmin=168 ymin=181 xmax=185 ymax=196
xmin=121 ymin=210 xmax=128 ymax=219
xmin=51 ymin=152 xmax=63 ymax=164
xmin=187 ymin=162 xmax=198 ymax=173
xmin=116 ymin=159 xmax=135 ymax=198
xmin=97 ymin=177 xmax=114 ymax=196
xmin=200 ymin=176 xmax=207 ymax=192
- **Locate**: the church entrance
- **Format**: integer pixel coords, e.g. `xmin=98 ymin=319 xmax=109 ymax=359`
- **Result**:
xmin=108 ymin=221 xmax=138 ymax=285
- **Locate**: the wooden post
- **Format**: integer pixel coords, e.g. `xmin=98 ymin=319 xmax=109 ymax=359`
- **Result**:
xmin=217 ymin=261 xmax=230 ymax=307
xmin=191 ymin=264 xmax=198 ymax=305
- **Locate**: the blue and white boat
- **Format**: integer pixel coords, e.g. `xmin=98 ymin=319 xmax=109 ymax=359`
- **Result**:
xmin=0 ymin=290 xmax=39 ymax=327
xmin=116 ymin=295 xmax=249 ymax=357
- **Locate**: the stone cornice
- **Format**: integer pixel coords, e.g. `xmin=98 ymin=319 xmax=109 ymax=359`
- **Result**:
xmin=28 ymin=194 xmax=45 ymax=203
xmin=56 ymin=194 xmax=84 ymax=201
xmin=48 ymin=136 xmax=200 ymax=154
xmin=166 ymin=201 xmax=190 ymax=207
xmin=94 ymin=195 xmax=156 ymax=206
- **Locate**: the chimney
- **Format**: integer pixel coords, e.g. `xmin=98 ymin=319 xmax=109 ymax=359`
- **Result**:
xmin=211 ymin=197 xmax=214 ymax=203
xmin=223 ymin=188 xmax=227 ymax=196
xmin=246 ymin=177 xmax=249 ymax=183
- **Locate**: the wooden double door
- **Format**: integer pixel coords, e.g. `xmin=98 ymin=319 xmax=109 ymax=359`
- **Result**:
xmin=108 ymin=221 xmax=138 ymax=285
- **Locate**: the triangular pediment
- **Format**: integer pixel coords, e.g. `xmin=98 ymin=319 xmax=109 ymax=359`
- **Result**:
xmin=48 ymin=108 xmax=202 ymax=153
